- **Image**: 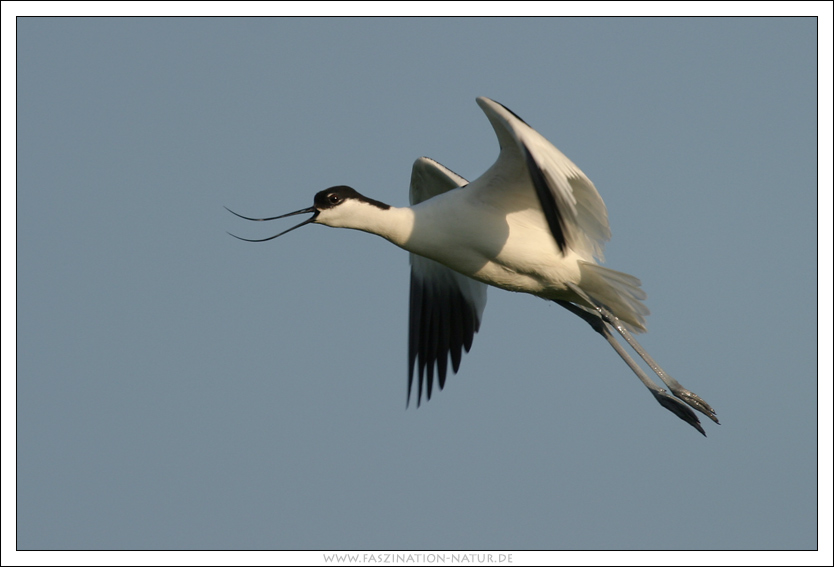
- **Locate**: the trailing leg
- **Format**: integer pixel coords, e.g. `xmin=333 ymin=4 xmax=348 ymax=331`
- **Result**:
xmin=555 ymin=300 xmax=706 ymax=435
xmin=564 ymin=283 xmax=718 ymax=425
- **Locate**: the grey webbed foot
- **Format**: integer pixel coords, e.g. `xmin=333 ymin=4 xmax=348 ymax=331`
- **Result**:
xmin=652 ymin=389 xmax=706 ymax=436
xmin=669 ymin=385 xmax=719 ymax=425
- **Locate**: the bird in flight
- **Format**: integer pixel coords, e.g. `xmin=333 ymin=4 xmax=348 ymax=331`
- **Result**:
xmin=227 ymin=97 xmax=718 ymax=435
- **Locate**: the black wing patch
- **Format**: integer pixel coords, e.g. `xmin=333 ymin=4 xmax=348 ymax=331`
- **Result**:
xmin=522 ymin=141 xmax=568 ymax=254
xmin=493 ymin=99 xmax=530 ymax=127
xmin=408 ymin=269 xmax=481 ymax=407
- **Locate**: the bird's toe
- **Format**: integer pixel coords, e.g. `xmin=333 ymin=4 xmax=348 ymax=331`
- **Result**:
xmin=672 ymin=388 xmax=719 ymax=425
xmin=652 ymin=390 xmax=706 ymax=436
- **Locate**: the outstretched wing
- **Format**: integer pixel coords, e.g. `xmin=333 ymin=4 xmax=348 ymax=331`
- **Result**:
xmin=475 ymin=98 xmax=649 ymax=332
xmin=474 ymin=97 xmax=611 ymax=262
xmin=408 ymin=157 xmax=488 ymax=406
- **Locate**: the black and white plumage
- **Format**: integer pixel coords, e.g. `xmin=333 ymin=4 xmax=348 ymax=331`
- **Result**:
xmin=228 ymin=97 xmax=718 ymax=435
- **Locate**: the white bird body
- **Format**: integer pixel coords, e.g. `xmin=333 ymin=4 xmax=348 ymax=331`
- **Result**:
xmin=402 ymin=197 xmax=581 ymax=298
xmin=320 ymin=185 xmax=579 ymax=294
xmin=228 ymin=96 xmax=718 ymax=435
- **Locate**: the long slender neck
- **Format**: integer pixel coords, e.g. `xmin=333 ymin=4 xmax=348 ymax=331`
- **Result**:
xmin=363 ymin=205 xmax=416 ymax=248
xmin=322 ymin=200 xmax=416 ymax=249
xmin=357 ymin=207 xmax=414 ymax=248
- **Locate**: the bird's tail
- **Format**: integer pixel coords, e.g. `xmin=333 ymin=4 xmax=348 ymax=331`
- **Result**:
xmin=576 ymin=262 xmax=649 ymax=333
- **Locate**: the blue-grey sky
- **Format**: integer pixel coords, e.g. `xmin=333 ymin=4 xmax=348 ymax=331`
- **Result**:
xmin=8 ymin=15 xmax=829 ymax=555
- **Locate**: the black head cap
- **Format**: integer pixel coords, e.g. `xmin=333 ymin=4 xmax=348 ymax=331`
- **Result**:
xmin=313 ymin=186 xmax=391 ymax=211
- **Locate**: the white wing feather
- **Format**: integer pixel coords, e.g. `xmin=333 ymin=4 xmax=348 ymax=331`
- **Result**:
xmin=475 ymin=97 xmax=611 ymax=262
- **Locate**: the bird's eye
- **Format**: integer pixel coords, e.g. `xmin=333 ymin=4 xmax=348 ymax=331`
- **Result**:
xmin=328 ymin=193 xmax=341 ymax=205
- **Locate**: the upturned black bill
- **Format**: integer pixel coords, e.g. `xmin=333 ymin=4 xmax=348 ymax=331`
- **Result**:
xmin=225 ymin=206 xmax=318 ymax=242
